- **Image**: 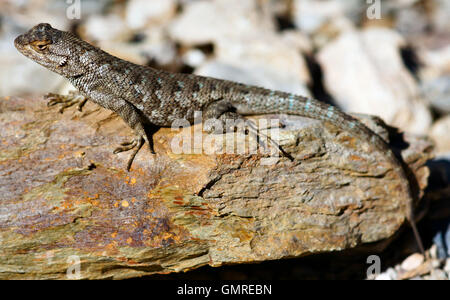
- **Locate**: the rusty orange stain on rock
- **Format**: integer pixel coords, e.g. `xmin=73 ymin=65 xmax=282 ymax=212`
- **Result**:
xmin=349 ymin=155 xmax=363 ymax=161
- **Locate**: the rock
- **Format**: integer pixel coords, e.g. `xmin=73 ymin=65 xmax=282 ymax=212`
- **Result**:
xmin=317 ymin=27 xmax=432 ymax=135
xmin=429 ymin=116 xmax=450 ymax=154
xmin=182 ymin=49 xmax=207 ymax=68
xmin=280 ymin=30 xmax=313 ymax=55
xmin=95 ymin=27 xmax=177 ymax=67
xmin=444 ymin=258 xmax=450 ymax=274
xmin=0 ymin=95 xmax=432 ymax=279
xmin=429 ymin=269 xmax=448 ymax=280
xmin=394 ymin=3 xmax=429 ymax=37
xmin=292 ymin=0 xmax=361 ymax=34
xmin=400 ymin=253 xmax=424 ymax=271
xmin=421 ymin=76 xmax=450 ymax=114
xmin=418 ymin=44 xmax=450 ymax=114
xmin=375 ymin=268 xmax=397 ymax=280
xmin=398 ymin=260 xmax=432 ymax=280
xmin=214 ymin=34 xmax=310 ymax=83
xmin=81 ymin=14 xmax=130 ymax=42
xmin=169 ymin=0 xmax=275 ymax=46
xmin=195 ymin=61 xmax=311 ymax=97
xmin=125 ymin=0 xmax=177 ymax=29
xmin=430 ymin=0 xmax=450 ymax=35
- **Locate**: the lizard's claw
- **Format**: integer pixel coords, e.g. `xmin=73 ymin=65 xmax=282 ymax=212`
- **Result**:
xmin=45 ymin=91 xmax=88 ymax=113
xmin=113 ymin=136 xmax=145 ymax=171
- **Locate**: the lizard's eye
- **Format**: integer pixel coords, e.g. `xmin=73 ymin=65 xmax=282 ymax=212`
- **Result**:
xmin=31 ymin=41 xmax=50 ymax=52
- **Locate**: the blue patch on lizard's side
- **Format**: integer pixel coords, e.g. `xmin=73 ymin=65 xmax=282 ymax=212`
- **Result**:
xmin=327 ymin=106 xmax=334 ymax=118
xmin=288 ymin=94 xmax=295 ymax=110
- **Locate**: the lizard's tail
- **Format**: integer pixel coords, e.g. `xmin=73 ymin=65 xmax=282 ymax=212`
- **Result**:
xmin=235 ymin=93 xmax=424 ymax=253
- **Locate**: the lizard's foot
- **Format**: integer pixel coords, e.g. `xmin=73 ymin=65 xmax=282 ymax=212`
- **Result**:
xmin=45 ymin=91 xmax=88 ymax=113
xmin=203 ymin=112 xmax=246 ymax=134
xmin=113 ymin=136 xmax=145 ymax=171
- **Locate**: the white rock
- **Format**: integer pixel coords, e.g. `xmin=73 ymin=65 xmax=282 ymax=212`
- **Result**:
xmin=82 ymin=14 xmax=129 ymax=42
xmin=182 ymin=49 xmax=207 ymax=68
xmin=429 ymin=116 xmax=450 ymax=154
xmin=444 ymin=258 xmax=450 ymax=274
xmin=169 ymin=0 xmax=275 ymax=45
xmin=430 ymin=269 xmax=448 ymax=280
xmin=430 ymin=0 xmax=450 ymax=34
xmin=215 ymin=34 xmax=311 ymax=86
xmin=125 ymin=0 xmax=177 ymax=29
xmin=195 ymin=32 xmax=312 ymax=97
xmin=317 ymin=27 xmax=432 ymax=134
xmin=97 ymin=27 xmax=177 ymax=66
xmin=375 ymin=267 xmax=397 ymax=280
xmin=280 ymin=30 xmax=313 ymax=55
xmin=292 ymin=0 xmax=361 ymax=34
xmin=195 ymin=61 xmax=310 ymax=98
xmin=401 ymin=253 xmax=424 ymax=271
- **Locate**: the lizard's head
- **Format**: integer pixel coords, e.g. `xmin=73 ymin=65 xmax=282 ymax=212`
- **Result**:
xmin=14 ymin=23 xmax=86 ymax=77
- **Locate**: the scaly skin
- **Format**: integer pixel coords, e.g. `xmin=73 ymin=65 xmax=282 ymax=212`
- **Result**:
xmin=14 ymin=23 xmax=423 ymax=253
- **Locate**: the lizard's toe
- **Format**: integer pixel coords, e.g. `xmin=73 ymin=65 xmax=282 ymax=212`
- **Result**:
xmin=113 ymin=136 xmax=145 ymax=171
xmin=44 ymin=92 xmax=87 ymax=113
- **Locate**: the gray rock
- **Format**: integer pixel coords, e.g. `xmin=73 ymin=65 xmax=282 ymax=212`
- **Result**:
xmin=195 ymin=61 xmax=310 ymax=97
xmin=81 ymin=14 xmax=130 ymax=42
xmin=317 ymin=27 xmax=432 ymax=134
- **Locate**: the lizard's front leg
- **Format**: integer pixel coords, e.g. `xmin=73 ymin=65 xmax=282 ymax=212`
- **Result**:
xmin=104 ymin=98 xmax=158 ymax=171
xmin=45 ymin=90 xmax=88 ymax=113
xmin=113 ymin=121 xmax=160 ymax=171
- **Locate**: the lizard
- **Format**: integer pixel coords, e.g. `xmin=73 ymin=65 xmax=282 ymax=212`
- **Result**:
xmin=14 ymin=23 xmax=424 ymax=253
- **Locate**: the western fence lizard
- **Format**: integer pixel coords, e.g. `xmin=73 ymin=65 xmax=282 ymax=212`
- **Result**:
xmin=14 ymin=23 xmax=424 ymax=253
